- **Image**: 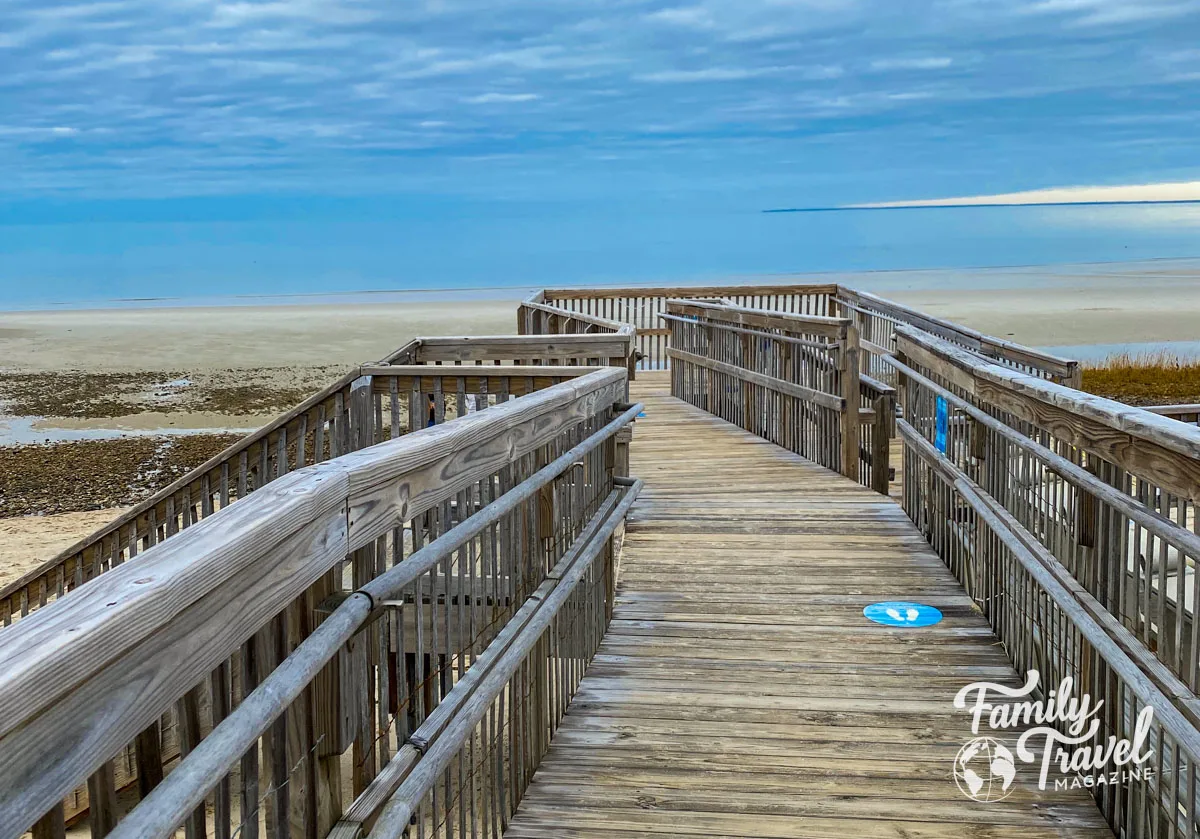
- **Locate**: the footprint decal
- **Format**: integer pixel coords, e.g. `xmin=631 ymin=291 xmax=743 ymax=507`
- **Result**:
xmin=863 ymin=601 xmax=943 ymax=627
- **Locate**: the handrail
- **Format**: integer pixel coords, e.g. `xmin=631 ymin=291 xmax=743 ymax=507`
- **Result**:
xmin=898 ymin=411 xmax=1200 ymax=837
xmin=365 ymin=479 xmax=642 ymax=839
xmin=1 ymin=342 xmax=635 ymax=627
xmin=100 ymin=408 xmax=642 ymax=839
xmin=541 ymin=282 xmax=841 ymax=301
xmin=533 ymin=282 xmax=1076 ymax=380
xmin=894 ymin=325 xmax=1200 ymax=493
xmin=892 ymin=325 xmax=1200 ymax=694
xmin=663 ymin=297 xmax=848 ymax=340
xmin=836 ymin=285 xmax=1080 ymax=385
xmin=0 ymin=367 xmax=630 ymax=838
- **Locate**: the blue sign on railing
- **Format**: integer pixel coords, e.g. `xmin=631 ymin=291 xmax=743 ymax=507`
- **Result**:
xmin=935 ymin=395 xmax=949 ymax=453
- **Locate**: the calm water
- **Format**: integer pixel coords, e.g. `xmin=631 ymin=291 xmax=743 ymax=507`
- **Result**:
xmin=1 ymin=201 xmax=1199 ymax=308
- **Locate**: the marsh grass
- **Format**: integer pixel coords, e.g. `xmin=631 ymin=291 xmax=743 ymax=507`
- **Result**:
xmin=1080 ymin=351 xmax=1200 ymax=406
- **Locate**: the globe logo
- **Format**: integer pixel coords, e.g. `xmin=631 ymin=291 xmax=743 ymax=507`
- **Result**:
xmin=954 ymin=737 xmax=1017 ymax=802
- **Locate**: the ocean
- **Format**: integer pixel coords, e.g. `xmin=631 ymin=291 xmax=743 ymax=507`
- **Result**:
xmin=1 ymin=200 xmax=1199 ymax=310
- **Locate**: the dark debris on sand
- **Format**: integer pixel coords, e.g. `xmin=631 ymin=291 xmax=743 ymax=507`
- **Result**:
xmin=0 ymin=366 xmax=343 ymax=419
xmin=0 ymin=433 xmax=242 ymax=517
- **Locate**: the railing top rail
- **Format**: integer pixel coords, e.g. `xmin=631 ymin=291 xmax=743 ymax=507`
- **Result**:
xmin=0 ymin=366 xmax=628 ymax=832
xmin=540 ymin=282 xmax=840 ymax=300
xmin=666 ymin=298 xmax=850 ymax=340
xmin=837 ymin=285 xmax=1078 ymax=378
xmin=860 ymin=372 xmax=896 ymax=397
xmin=895 ymin=325 xmax=1200 ymax=492
xmin=1146 ymin=403 xmax=1200 ymax=415
xmin=357 ymin=364 xmax=605 ymax=378
xmin=518 ymin=299 xmax=634 ymax=334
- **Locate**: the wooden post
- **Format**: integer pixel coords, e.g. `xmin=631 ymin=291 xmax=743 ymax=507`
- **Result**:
xmin=838 ymin=323 xmax=861 ymax=480
xmin=614 ymin=427 xmax=632 ymax=480
xmin=31 ymin=804 xmax=65 ymax=839
xmin=1076 ymin=455 xmax=1100 ymax=550
xmin=1064 ymin=361 xmax=1083 ymax=391
xmin=870 ymin=394 xmax=892 ymax=495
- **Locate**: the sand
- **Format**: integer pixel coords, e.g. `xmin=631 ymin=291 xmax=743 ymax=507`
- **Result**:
xmin=2 ymin=262 xmax=1195 ymax=581
xmin=0 ymin=508 xmax=130 ymax=588
xmin=0 ymin=298 xmax=520 ymax=372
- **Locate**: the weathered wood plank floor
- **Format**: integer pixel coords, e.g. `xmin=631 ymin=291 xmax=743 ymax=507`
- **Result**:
xmin=504 ymin=374 xmax=1111 ymax=839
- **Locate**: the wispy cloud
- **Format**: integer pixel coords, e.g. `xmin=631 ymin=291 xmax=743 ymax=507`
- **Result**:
xmin=854 ymin=181 xmax=1200 ymax=208
xmin=464 ymin=92 xmax=541 ymax=104
xmin=870 ymin=57 xmax=953 ymax=71
xmin=1020 ymin=0 xmax=1200 ymax=26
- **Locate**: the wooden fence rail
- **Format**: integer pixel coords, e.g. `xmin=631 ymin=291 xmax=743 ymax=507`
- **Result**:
xmin=835 ymin=286 xmax=1081 ymax=388
xmin=530 ymin=283 xmax=1077 ymax=383
xmin=535 ymin=284 xmax=837 ymax=371
xmin=1148 ymin=403 xmax=1200 ymax=429
xmin=663 ymin=298 xmax=894 ymax=492
xmin=0 ymin=367 xmax=635 ymax=839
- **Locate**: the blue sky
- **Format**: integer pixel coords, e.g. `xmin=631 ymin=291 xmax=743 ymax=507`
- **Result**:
xmin=2 ymin=0 xmax=1199 ymax=304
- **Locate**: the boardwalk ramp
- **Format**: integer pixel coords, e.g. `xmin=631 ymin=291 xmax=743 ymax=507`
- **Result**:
xmin=504 ymin=374 xmax=1111 ymax=838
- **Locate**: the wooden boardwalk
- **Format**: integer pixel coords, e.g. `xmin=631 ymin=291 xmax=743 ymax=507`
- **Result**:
xmin=504 ymin=373 xmax=1111 ymax=839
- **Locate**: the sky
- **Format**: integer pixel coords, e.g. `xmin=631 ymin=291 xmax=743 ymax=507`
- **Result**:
xmin=2 ymin=0 xmax=1200 ymax=304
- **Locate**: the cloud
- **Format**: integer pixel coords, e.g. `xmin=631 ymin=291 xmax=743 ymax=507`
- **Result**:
xmin=1020 ymin=0 xmax=1199 ymax=26
xmin=645 ymin=6 xmax=715 ymax=28
xmin=638 ymin=66 xmax=784 ymax=82
xmin=463 ymin=92 xmax=541 ymax=104
xmin=0 ymin=0 xmax=1196 ymax=200
xmin=870 ymin=57 xmax=953 ymax=71
xmin=854 ymin=181 xmax=1200 ymax=208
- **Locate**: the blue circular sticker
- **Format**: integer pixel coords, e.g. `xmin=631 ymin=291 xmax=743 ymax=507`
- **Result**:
xmin=863 ymin=601 xmax=943 ymax=627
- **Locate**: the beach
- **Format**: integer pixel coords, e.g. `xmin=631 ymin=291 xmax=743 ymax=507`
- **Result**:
xmin=1 ymin=262 xmax=1196 ymax=587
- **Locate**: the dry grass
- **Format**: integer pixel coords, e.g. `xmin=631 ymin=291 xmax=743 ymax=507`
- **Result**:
xmin=1080 ymin=351 xmax=1200 ymax=406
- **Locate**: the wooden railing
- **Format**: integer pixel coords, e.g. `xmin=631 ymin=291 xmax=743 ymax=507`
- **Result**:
xmin=1149 ymin=403 xmax=1200 ymax=429
xmin=893 ymin=325 xmax=1200 ymax=690
xmin=893 ymin=329 xmax=1200 ymax=835
xmin=0 ymin=334 xmax=637 ymax=628
xmin=532 ymin=283 xmax=1077 ymax=385
xmin=536 ymin=284 xmax=836 ymax=371
xmin=663 ymin=298 xmax=895 ymax=492
xmin=0 ymin=367 xmax=637 ymax=839
xmin=834 ymin=286 xmax=1081 ymax=388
